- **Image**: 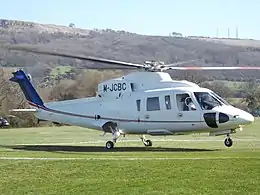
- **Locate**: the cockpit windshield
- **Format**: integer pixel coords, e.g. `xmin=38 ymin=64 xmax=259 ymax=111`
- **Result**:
xmin=194 ymin=92 xmax=226 ymax=110
xmin=210 ymin=92 xmax=230 ymax=106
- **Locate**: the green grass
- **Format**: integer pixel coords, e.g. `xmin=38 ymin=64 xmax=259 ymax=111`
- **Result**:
xmin=0 ymin=120 xmax=260 ymax=194
xmin=207 ymin=80 xmax=246 ymax=91
xmin=50 ymin=66 xmax=73 ymax=78
xmin=209 ymin=80 xmax=260 ymax=91
xmin=221 ymin=80 xmax=246 ymax=90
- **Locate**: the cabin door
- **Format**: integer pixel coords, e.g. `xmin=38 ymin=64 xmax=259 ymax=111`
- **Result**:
xmin=135 ymin=96 xmax=161 ymax=122
xmin=175 ymin=92 xmax=202 ymax=128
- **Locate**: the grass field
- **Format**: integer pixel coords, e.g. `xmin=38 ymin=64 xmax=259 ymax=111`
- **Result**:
xmin=50 ymin=66 xmax=73 ymax=78
xmin=0 ymin=120 xmax=259 ymax=195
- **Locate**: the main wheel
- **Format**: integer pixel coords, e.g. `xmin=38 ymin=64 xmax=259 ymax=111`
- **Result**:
xmin=145 ymin=140 xmax=152 ymax=147
xmin=106 ymin=141 xmax=114 ymax=149
xmin=224 ymin=138 xmax=233 ymax=147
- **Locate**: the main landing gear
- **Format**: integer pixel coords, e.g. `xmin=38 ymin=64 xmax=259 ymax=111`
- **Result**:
xmin=103 ymin=122 xmax=153 ymax=149
xmin=224 ymin=134 xmax=233 ymax=147
xmin=140 ymin=135 xmax=152 ymax=147
xmin=105 ymin=134 xmax=153 ymax=149
xmin=105 ymin=126 xmax=121 ymax=149
xmin=105 ymin=140 xmax=115 ymax=149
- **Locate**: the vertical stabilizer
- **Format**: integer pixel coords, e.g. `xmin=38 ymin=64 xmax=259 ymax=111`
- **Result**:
xmin=9 ymin=70 xmax=44 ymax=106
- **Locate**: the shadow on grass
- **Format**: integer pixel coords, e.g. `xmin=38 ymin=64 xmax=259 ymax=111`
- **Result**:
xmin=0 ymin=145 xmax=219 ymax=153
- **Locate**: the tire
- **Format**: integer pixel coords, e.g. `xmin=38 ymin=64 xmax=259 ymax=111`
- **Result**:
xmin=145 ymin=140 xmax=152 ymax=147
xmin=224 ymin=138 xmax=233 ymax=147
xmin=106 ymin=141 xmax=114 ymax=149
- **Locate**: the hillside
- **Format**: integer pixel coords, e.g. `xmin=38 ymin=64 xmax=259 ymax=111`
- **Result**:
xmin=1 ymin=19 xmax=260 ymax=82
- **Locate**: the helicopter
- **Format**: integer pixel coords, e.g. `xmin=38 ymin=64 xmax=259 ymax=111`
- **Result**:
xmin=5 ymin=45 xmax=260 ymax=149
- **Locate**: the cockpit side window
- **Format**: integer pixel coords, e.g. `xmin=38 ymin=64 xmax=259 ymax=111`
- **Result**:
xmin=176 ymin=93 xmax=196 ymax=111
xmin=194 ymin=92 xmax=222 ymax=110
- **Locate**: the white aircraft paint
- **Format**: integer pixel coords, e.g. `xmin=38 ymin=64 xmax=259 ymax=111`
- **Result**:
xmin=9 ymin=70 xmax=255 ymax=149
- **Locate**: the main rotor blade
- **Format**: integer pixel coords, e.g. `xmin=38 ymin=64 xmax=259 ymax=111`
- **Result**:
xmin=77 ymin=67 xmax=138 ymax=70
xmin=4 ymin=45 xmax=145 ymax=69
xmin=163 ymin=59 xmax=204 ymax=67
xmin=165 ymin=66 xmax=260 ymax=70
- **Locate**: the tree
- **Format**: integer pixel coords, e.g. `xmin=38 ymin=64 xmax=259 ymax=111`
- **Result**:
xmin=240 ymin=79 xmax=260 ymax=112
xmin=173 ymin=71 xmax=209 ymax=85
xmin=49 ymin=70 xmax=124 ymax=101
xmin=0 ymin=68 xmax=38 ymax=127
xmin=171 ymin=32 xmax=183 ymax=37
xmin=200 ymin=81 xmax=232 ymax=98
xmin=69 ymin=23 xmax=75 ymax=28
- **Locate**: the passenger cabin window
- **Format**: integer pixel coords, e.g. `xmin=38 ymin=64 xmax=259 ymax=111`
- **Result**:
xmin=146 ymin=97 xmax=160 ymax=111
xmin=136 ymin=99 xmax=141 ymax=111
xmin=176 ymin=94 xmax=196 ymax=111
xmin=165 ymin=95 xmax=171 ymax=110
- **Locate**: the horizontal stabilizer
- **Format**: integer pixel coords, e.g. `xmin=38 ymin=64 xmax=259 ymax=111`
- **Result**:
xmin=9 ymin=108 xmax=37 ymax=112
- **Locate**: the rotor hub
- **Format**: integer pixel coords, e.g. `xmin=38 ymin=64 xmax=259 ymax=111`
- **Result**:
xmin=143 ymin=60 xmax=165 ymax=71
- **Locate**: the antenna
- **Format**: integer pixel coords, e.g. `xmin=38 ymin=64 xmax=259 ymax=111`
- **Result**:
xmin=228 ymin=28 xmax=230 ymax=38
xmin=236 ymin=25 xmax=238 ymax=39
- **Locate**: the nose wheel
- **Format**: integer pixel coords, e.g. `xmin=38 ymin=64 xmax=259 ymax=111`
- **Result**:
xmin=224 ymin=135 xmax=233 ymax=147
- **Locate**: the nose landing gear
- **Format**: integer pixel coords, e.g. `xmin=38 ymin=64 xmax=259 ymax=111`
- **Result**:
xmin=224 ymin=134 xmax=233 ymax=147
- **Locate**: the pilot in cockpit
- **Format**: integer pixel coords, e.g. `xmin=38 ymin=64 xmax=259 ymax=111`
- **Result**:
xmin=194 ymin=92 xmax=216 ymax=110
xmin=200 ymin=95 xmax=210 ymax=110
xmin=180 ymin=94 xmax=196 ymax=111
xmin=185 ymin=97 xmax=196 ymax=111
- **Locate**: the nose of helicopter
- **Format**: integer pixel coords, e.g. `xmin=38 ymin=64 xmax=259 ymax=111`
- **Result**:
xmin=235 ymin=110 xmax=254 ymax=124
xmin=218 ymin=106 xmax=254 ymax=125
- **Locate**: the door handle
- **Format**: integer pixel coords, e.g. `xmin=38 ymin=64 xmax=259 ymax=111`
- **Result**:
xmin=178 ymin=113 xmax=183 ymax=117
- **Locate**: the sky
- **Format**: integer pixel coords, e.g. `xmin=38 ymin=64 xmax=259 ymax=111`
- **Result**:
xmin=1 ymin=0 xmax=260 ymax=39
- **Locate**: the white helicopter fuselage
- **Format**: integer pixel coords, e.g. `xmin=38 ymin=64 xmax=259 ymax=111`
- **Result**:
xmin=29 ymin=71 xmax=254 ymax=136
xmin=9 ymin=68 xmax=255 ymax=149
